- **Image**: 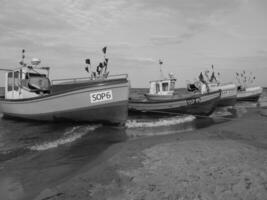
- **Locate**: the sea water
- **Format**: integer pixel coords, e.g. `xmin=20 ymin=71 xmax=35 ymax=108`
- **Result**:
xmin=0 ymin=88 xmax=266 ymax=199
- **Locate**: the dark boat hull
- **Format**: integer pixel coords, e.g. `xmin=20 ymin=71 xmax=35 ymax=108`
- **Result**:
xmin=237 ymin=93 xmax=261 ymax=102
xmin=129 ymin=91 xmax=221 ymax=116
xmin=218 ymin=96 xmax=237 ymax=107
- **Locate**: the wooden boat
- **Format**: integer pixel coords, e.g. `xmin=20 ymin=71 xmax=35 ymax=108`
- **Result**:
xmin=129 ymin=74 xmax=221 ymax=116
xmin=0 ymin=50 xmax=129 ymax=124
xmin=237 ymin=86 xmax=262 ymax=102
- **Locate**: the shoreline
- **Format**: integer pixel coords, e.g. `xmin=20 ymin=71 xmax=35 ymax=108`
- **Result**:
xmin=32 ymin=109 xmax=267 ymax=199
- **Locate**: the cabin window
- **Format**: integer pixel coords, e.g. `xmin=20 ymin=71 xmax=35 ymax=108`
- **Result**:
xmin=156 ymin=83 xmax=160 ymax=93
xmin=14 ymin=71 xmax=19 ymax=91
xmin=162 ymin=82 xmax=169 ymax=91
xmin=7 ymin=72 xmax=13 ymax=91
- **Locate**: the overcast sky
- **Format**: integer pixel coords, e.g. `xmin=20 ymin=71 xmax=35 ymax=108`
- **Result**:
xmin=0 ymin=0 xmax=267 ymax=87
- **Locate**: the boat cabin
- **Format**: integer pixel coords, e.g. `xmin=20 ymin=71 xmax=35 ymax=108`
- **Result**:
xmin=4 ymin=59 xmax=51 ymax=100
xmin=148 ymin=73 xmax=176 ymax=96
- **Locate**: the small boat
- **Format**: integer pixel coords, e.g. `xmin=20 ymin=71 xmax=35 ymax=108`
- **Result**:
xmin=129 ymin=73 xmax=221 ymax=116
xmin=234 ymin=71 xmax=262 ymax=101
xmin=237 ymin=86 xmax=262 ymax=101
xmin=0 ymin=49 xmax=129 ymax=124
xmin=187 ymin=66 xmax=237 ymax=107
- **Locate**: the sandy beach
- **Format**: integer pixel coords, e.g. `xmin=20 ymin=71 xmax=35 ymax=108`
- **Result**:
xmin=27 ymin=109 xmax=267 ymax=200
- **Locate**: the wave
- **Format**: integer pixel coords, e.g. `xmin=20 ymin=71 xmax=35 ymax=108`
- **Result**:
xmin=125 ymin=115 xmax=195 ymax=128
xmin=29 ymin=125 xmax=101 ymax=151
xmin=126 ymin=128 xmax=194 ymax=138
xmin=0 ymin=147 xmax=29 ymax=162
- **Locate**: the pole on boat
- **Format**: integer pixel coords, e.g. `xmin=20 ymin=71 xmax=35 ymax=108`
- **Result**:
xmin=19 ymin=49 xmax=26 ymax=66
xmin=85 ymin=58 xmax=91 ymax=76
xmin=102 ymin=46 xmax=108 ymax=73
xmin=159 ymin=59 xmax=164 ymax=79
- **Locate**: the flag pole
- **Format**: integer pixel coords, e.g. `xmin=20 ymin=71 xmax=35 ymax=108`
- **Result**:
xmin=159 ymin=59 xmax=164 ymax=79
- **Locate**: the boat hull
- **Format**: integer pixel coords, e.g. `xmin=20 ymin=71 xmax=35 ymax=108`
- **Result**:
xmin=237 ymin=86 xmax=262 ymax=102
xmin=209 ymin=83 xmax=237 ymax=107
xmin=0 ymin=79 xmax=129 ymax=124
xmin=129 ymin=91 xmax=221 ymax=116
xmin=144 ymin=93 xmax=174 ymax=101
xmin=218 ymin=96 xmax=237 ymax=107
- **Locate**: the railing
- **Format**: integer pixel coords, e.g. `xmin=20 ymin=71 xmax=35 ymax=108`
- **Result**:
xmin=51 ymin=74 xmax=128 ymax=85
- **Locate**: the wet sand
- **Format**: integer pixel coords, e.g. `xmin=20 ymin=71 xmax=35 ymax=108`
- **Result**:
xmin=34 ymin=109 xmax=267 ymax=200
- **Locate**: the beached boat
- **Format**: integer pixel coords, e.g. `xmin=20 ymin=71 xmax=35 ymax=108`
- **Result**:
xmin=234 ymin=71 xmax=262 ymax=102
xmin=129 ymin=73 xmax=221 ymax=116
xmin=187 ymin=67 xmax=237 ymax=107
xmin=206 ymin=82 xmax=237 ymax=106
xmin=236 ymin=86 xmax=262 ymax=101
xmin=0 ymin=50 xmax=129 ymax=124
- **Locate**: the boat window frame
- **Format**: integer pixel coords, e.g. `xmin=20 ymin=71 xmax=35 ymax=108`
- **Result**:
xmin=156 ymin=83 xmax=160 ymax=93
xmin=14 ymin=70 xmax=20 ymax=91
xmin=7 ymin=72 xmax=13 ymax=92
xmin=162 ymin=82 xmax=169 ymax=91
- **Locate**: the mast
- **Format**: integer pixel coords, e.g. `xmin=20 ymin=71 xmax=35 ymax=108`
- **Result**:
xmin=159 ymin=59 xmax=164 ymax=79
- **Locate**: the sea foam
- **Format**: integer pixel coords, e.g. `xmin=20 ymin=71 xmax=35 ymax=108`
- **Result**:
xmin=29 ymin=125 xmax=101 ymax=151
xmin=125 ymin=115 xmax=195 ymax=128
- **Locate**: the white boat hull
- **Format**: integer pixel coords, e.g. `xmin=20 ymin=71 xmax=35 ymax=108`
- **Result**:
xmin=237 ymin=86 xmax=262 ymax=101
xmin=208 ymin=83 xmax=237 ymax=106
xmin=0 ymin=80 xmax=129 ymax=124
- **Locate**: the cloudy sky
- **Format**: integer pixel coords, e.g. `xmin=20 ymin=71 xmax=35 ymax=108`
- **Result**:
xmin=0 ymin=0 xmax=267 ymax=87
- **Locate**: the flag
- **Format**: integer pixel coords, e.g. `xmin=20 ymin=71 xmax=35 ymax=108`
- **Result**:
xmin=199 ymin=72 xmax=205 ymax=83
xmin=102 ymin=46 xmax=107 ymax=54
xmin=209 ymin=72 xmax=217 ymax=82
xmin=159 ymin=59 xmax=163 ymax=65
xmin=104 ymin=58 xmax=109 ymax=67
xmin=85 ymin=58 xmax=90 ymax=65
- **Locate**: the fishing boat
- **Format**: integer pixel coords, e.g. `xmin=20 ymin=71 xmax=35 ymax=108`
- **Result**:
xmin=235 ymin=71 xmax=262 ymax=101
xmin=237 ymin=86 xmax=262 ymax=101
xmin=187 ymin=66 xmax=237 ymax=107
xmin=0 ymin=49 xmax=129 ymax=124
xmin=129 ymin=73 xmax=221 ymax=116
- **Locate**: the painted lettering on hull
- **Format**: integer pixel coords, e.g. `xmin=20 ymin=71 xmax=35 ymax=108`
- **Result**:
xmin=90 ymin=90 xmax=113 ymax=103
xmin=186 ymin=97 xmax=201 ymax=105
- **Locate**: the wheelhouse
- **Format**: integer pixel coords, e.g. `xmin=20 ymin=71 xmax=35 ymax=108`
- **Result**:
xmin=148 ymin=74 xmax=176 ymax=96
xmin=5 ymin=65 xmax=50 ymax=100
